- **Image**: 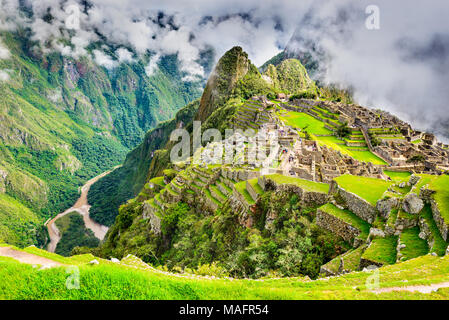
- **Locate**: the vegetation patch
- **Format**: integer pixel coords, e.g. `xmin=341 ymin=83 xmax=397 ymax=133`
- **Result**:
xmin=399 ymin=227 xmax=429 ymax=261
xmin=55 ymin=212 xmax=99 ymax=256
xmin=421 ymin=205 xmax=448 ymax=256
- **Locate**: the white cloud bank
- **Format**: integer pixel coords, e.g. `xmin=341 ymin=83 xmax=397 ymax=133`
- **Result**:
xmin=0 ymin=0 xmax=448 ymax=137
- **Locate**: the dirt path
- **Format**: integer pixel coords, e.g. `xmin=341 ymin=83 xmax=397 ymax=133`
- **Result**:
xmin=372 ymin=282 xmax=449 ymax=294
xmin=0 ymin=247 xmax=63 ymax=268
xmin=45 ymin=166 xmax=120 ymax=253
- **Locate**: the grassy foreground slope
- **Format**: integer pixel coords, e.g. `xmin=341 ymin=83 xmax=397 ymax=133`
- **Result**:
xmin=2 ymin=245 xmax=449 ymax=299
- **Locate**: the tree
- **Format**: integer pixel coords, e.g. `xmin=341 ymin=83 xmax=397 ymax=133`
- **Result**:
xmin=407 ymin=154 xmax=425 ymax=166
xmin=336 ymin=123 xmax=351 ymax=139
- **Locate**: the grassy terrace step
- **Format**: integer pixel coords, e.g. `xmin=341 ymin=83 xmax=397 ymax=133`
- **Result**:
xmin=248 ymin=178 xmax=263 ymax=195
xmin=234 ymin=181 xmax=255 ymax=205
xmin=147 ymin=198 xmax=161 ymax=210
xmin=154 ymin=193 xmax=163 ymax=207
xmin=429 ymin=175 xmax=449 ymax=226
xmin=149 ymin=176 xmax=166 ymax=188
xmin=194 ymin=177 xmax=206 ymax=187
xmin=217 ymin=182 xmax=232 ymax=196
xmin=362 ymin=236 xmax=398 ymax=266
xmin=313 ymin=136 xmax=387 ymax=165
xmin=413 ymin=174 xmax=438 ymax=195
xmin=165 ymin=184 xmax=179 ymax=196
xmin=334 ymin=175 xmax=391 ymax=206
xmin=209 ymin=185 xmax=227 ymax=202
xmin=421 ymin=205 xmax=448 ymax=256
xmin=204 ymin=189 xmax=221 ymax=206
xmin=265 ymin=174 xmax=329 ymax=194
xmin=319 ymin=204 xmax=370 ymax=240
xmin=384 ymin=171 xmax=412 ymax=183
xmin=398 ymin=226 xmax=429 ymax=261
xmin=277 ymin=110 xmax=334 ymax=136
xmin=322 ymin=245 xmax=366 ymax=274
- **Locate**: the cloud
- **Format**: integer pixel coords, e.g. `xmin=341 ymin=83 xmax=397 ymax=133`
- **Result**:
xmin=287 ymin=0 xmax=449 ymax=138
xmin=0 ymin=70 xmax=10 ymax=81
xmin=145 ymin=53 xmax=160 ymax=77
xmin=116 ymin=48 xmax=134 ymax=63
xmin=0 ymin=0 xmax=448 ymax=138
xmin=93 ymin=49 xmax=117 ymax=69
xmin=0 ymin=0 xmax=316 ymax=80
xmin=0 ymin=38 xmax=10 ymax=59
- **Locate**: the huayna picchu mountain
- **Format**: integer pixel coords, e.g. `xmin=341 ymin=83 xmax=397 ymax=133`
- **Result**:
xmin=81 ymin=46 xmax=449 ymax=281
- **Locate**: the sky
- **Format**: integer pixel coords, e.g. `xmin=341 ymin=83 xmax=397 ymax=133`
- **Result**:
xmin=0 ymin=0 xmax=448 ymax=137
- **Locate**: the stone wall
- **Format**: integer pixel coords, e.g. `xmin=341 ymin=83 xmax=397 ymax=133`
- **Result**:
xmin=203 ymin=192 xmax=219 ymax=212
xmin=431 ymin=199 xmax=449 ymax=241
xmin=316 ymin=208 xmax=361 ymax=245
xmin=418 ymin=217 xmax=434 ymax=249
xmin=142 ymin=202 xmax=162 ymax=235
xmin=261 ymin=176 xmax=328 ymax=207
xmin=246 ymin=181 xmax=259 ymax=202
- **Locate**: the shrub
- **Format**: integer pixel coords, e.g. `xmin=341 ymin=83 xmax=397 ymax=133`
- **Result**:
xmin=289 ymin=90 xmax=317 ymax=101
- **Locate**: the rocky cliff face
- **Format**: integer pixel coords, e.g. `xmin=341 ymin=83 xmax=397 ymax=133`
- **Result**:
xmin=196 ymin=46 xmax=251 ymax=122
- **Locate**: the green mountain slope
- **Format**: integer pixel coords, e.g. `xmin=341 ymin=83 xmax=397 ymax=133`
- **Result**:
xmin=88 ymin=47 xmax=317 ymax=228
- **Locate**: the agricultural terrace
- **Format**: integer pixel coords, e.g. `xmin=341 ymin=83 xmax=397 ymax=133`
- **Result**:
xmin=362 ymin=236 xmax=398 ymax=265
xmin=384 ymin=170 xmax=412 ymax=183
xmin=319 ymin=203 xmax=371 ymax=240
xmin=277 ymin=110 xmax=387 ymax=165
xmin=429 ymin=175 xmax=449 ymax=225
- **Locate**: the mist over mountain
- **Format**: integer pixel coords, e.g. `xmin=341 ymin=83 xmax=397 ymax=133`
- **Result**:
xmin=285 ymin=0 xmax=449 ymax=141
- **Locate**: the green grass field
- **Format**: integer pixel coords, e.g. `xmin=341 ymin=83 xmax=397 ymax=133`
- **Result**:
xmin=3 ymin=244 xmax=449 ymax=299
xmin=334 ymin=175 xmax=391 ymax=206
xmin=277 ymin=110 xmax=387 ymax=165
xmin=314 ymin=134 xmax=386 ymax=165
xmin=278 ymin=111 xmax=333 ymax=135
xmin=384 ymin=171 xmax=412 ymax=183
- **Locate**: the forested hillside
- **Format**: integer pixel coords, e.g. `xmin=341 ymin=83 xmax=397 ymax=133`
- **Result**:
xmin=0 ymin=29 xmax=205 ymax=247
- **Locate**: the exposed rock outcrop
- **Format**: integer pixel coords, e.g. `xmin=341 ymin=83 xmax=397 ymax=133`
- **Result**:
xmin=402 ymin=193 xmax=424 ymax=214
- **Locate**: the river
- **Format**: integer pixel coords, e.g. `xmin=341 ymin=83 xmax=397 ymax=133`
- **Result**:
xmin=45 ymin=166 xmax=120 ymax=253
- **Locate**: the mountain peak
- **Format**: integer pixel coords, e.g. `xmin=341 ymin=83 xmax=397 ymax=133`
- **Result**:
xmin=196 ymin=46 xmax=252 ymax=121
